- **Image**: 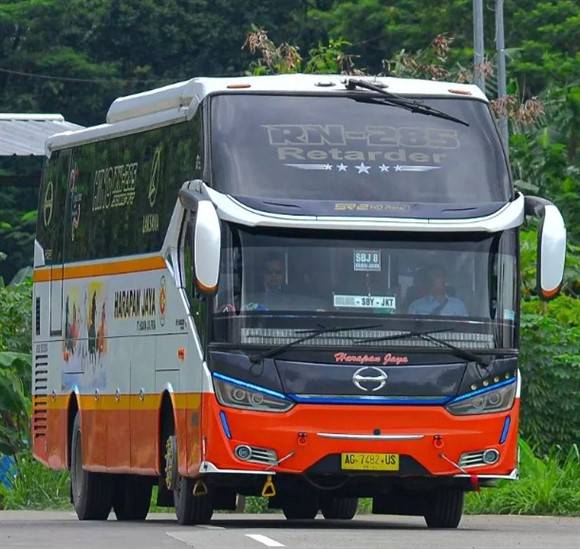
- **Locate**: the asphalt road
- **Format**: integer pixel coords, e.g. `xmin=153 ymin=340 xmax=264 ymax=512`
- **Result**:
xmin=1 ymin=511 xmax=578 ymax=549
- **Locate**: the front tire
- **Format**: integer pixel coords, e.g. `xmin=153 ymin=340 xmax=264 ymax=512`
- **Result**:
xmin=112 ymin=474 xmax=152 ymax=521
xmin=282 ymin=496 xmax=319 ymax=520
xmin=166 ymin=435 xmax=213 ymax=525
xmin=320 ymin=496 xmax=358 ymax=520
xmin=423 ymin=488 xmax=464 ymax=528
xmin=174 ymin=474 xmax=213 ymax=525
xmin=70 ymin=413 xmax=112 ymax=520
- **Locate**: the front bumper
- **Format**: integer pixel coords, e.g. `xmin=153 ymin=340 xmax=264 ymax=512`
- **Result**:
xmin=200 ymin=393 xmax=520 ymax=478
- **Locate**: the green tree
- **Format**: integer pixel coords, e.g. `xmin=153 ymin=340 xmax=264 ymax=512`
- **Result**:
xmin=0 ymin=0 xmax=307 ymax=125
xmin=0 ymin=279 xmax=32 ymax=455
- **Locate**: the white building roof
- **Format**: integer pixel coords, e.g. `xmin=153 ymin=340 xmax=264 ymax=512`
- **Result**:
xmin=0 ymin=114 xmax=83 ymax=156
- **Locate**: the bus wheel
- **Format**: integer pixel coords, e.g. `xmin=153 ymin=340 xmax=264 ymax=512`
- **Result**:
xmin=320 ymin=496 xmax=358 ymax=520
xmin=423 ymin=488 xmax=464 ymax=529
xmin=281 ymin=497 xmax=319 ymax=520
xmin=112 ymin=475 xmax=152 ymax=521
xmin=166 ymin=435 xmax=213 ymax=525
xmin=70 ymin=413 xmax=112 ymax=520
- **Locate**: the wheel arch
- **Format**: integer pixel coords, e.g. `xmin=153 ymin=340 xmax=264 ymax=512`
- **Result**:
xmin=67 ymin=389 xmax=80 ymax=469
xmin=158 ymin=387 xmax=179 ymax=472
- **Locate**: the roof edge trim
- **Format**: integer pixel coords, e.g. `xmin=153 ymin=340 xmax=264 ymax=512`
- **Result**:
xmin=46 ymin=106 xmax=192 ymax=154
xmin=106 ymin=79 xmax=198 ymax=124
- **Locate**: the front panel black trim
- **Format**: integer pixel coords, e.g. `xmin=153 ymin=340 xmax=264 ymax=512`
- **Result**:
xmin=307 ymin=453 xmax=430 ymax=476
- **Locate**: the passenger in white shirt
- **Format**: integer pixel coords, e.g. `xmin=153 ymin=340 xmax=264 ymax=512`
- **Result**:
xmin=408 ymin=265 xmax=467 ymax=316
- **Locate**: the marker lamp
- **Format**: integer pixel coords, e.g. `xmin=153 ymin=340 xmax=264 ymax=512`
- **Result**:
xmin=213 ymin=374 xmax=294 ymax=413
xmin=446 ymin=379 xmax=517 ymax=416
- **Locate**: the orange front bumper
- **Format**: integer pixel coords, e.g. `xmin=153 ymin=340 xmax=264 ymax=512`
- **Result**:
xmin=201 ymin=393 xmax=519 ymax=477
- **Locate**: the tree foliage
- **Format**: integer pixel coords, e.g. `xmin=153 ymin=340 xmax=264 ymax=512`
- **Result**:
xmin=0 ymin=280 xmax=32 ymax=455
xmin=519 ymin=297 xmax=580 ymax=454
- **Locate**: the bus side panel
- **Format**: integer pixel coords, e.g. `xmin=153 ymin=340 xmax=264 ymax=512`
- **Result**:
xmin=33 ymin=150 xmax=69 ymax=469
xmin=180 ymin=219 xmax=206 ymax=477
xmin=185 ymin=391 xmax=203 ymax=476
xmin=105 ymin=338 xmax=132 ymax=470
xmin=33 ymin=117 xmax=204 ymax=475
xmin=130 ymin=335 xmax=158 ymax=474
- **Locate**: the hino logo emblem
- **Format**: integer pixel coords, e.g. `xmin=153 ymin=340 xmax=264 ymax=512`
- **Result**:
xmin=352 ymin=367 xmax=388 ymax=392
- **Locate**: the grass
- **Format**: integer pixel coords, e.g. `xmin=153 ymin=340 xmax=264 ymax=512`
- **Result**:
xmin=2 ymin=441 xmax=579 ymax=516
xmin=0 ymin=453 xmax=71 ymax=510
xmin=465 ymin=441 xmax=580 ymax=516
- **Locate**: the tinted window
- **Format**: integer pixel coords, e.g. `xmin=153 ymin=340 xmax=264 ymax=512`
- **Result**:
xmin=210 ymin=94 xmax=511 ymax=209
xmin=36 ymin=150 xmax=70 ymax=264
xmin=45 ymin=116 xmax=202 ymax=263
xmin=212 ymin=225 xmax=518 ymax=350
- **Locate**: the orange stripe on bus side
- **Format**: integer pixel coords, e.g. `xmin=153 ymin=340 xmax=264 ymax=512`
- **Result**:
xmin=36 ymin=392 xmax=201 ymax=412
xmin=33 ymin=256 xmax=166 ymax=282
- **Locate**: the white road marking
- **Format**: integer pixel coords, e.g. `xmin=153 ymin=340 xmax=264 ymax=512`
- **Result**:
xmin=166 ymin=532 xmax=193 ymax=545
xmin=245 ymin=534 xmax=285 ymax=547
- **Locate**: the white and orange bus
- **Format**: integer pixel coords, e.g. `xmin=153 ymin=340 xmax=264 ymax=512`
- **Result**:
xmin=32 ymin=75 xmax=566 ymax=527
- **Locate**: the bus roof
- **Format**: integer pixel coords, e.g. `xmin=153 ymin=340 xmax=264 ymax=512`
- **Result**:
xmin=46 ymin=75 xmax=486 ymax=153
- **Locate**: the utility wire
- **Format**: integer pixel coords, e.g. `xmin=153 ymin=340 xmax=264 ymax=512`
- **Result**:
xmin=0 ymin=66 xmax=247 ymax=84
xmin=0 ymin=66 xmax=172 ymax=85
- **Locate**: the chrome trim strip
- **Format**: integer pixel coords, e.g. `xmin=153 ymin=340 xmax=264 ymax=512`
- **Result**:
xmin=316 ymin=432 xmax=424 ymax=441
xmin=291 ymin=393 xmax=450 ymax=405
xmin=199 ymin=460 xmax=274 ymax=475
xmin=453 ymin=468 xmax=518 ymax=480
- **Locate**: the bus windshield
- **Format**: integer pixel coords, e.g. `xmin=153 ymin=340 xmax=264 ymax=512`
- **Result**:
xmin=211 ymin=225 xmax=518 ymax=351
xmin=210 ymin=94 xmax=511 ymax=213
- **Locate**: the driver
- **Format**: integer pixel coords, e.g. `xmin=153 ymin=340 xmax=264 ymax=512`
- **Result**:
xmin=263 ymin=254 xmax=286 ymax=295
xmin=408 ymin=265 xmax=467 ymax=316
xmin=242 ymin=253 xmax=287 ymax=312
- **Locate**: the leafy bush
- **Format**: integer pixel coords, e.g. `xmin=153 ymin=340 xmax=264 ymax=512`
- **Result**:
xmin=0 ymin=279 xmax=32 ymax=354
xmin=519 ymin=297 xmax=580 ymax=453
xmin=0 ymin=281 xmax=33 ymax=455
xmin=0 ymin=352 xmax=31 ymax=455
xmin=466 ymin=440 xmax=580 ymax=515
xmin=0 ymin=452 xmax=70 ymax=510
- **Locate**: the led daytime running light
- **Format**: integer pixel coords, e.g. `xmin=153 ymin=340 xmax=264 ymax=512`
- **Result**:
xmin=449 ymin=376 xmax=517 ymax=405
xmin=212 ymin=372 xmax=291 ymax=401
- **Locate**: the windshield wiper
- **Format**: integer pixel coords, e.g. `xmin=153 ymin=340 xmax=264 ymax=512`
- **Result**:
xmin=356 ymin=328 xmax=490 ymax=367
xmin=345 ymin=78 xmax=469 ymax=127
xmin=249 ymin=323 xmax=383 ymax=363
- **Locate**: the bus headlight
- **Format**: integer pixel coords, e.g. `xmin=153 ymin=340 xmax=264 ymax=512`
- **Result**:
xmin=446 ymin=379 xmax=517 ymax=415
xmin=213 ymin=373 xmax=294 ymax=413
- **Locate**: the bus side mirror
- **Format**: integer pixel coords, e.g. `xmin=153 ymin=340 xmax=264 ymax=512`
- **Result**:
xmin=193 ymin=201 xmax=221 ymax=294
xmin=524 ymin=196 xmax=566 ymax=300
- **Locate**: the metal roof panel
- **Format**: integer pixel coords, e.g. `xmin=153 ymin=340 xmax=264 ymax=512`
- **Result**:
xmin=0 ymin=115 xmax=83 ymax=156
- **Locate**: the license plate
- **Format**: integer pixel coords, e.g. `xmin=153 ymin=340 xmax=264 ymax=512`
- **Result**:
xmin=333 ymin=294 xmax=396 ymax=309
xmin=341 ymin=453 xmax=400 ymax=471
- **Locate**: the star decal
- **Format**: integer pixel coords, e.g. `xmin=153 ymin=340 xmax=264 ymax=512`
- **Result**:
xmin=337 ymin=163 xmax=348 ymax=172
xmin=395 ymin=165 xmax=402 ymax=172
xmin=324 ymin=164 xmax=333 ymax=171
xmin=355 ymin=162 xmax=370 ymax=174
xmin=379 ymin=164 xmax=390 ymax=173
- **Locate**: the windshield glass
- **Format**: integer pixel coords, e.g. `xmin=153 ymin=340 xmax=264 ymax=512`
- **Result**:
xmin=211 ymin=225 xmax=518 ymax=351
xmin=210 ymin=94 xmax=511 ymax=210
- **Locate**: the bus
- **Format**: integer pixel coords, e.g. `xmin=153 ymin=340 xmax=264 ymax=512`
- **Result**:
xmin=32 ymin=74 xmax=566 ymax=528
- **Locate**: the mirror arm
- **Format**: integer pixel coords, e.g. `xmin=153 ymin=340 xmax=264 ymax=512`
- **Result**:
xmin=524 ymin=195 xmax=552 ymax=219
xmin=179 ymin=189 xmax=200 ymax=212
